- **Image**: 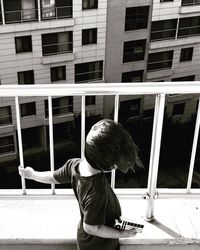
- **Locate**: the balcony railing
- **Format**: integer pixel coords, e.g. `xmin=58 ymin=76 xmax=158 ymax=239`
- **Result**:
xmin=0 ymin=82 xmax=200 ymax=222
xmin=41 ymin=6 xmax=73 ymax=20
xmin=4 ymin=9 xmax=38 ymax=24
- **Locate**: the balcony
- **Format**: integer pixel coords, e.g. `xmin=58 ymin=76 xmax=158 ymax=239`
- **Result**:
xmin=0 ymin=83 xmax=200 ymax=250
xmin=0 ymin=0 xmax=72 ymax=25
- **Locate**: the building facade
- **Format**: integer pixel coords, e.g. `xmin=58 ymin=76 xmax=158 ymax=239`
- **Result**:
xmin=0 ymin=0 xmax=199 ymax=163
xmin=0 ymin=0 xmax=107 ymax=162
xmin=104 ymin=0 xmax=199 ymax=122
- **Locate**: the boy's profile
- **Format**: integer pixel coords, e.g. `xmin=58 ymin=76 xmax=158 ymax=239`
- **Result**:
xmin=19 ymin=119 xmax=142 ymax=250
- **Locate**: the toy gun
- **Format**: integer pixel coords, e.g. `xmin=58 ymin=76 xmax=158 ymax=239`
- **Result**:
xmin=114 ymin=218 xmax=144 ymax=233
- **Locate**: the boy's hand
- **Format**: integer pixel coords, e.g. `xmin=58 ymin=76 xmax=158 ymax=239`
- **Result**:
xmin=121 ymin=228 xmax=138 ymax=238
xmin=18 ymin=166 xmax=34 ymax=180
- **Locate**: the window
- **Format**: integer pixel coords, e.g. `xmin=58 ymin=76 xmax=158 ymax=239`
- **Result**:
xmin=125 ymin=6 xmax=149 ymax=31
xmin=172 ymin=103 xmax=185 ymax=115
xmin=182 ymin=0 xmax=200 ymax=6
xmin=42 ymin=31 xmax=73 ymax=56
xmin=0 ymin=136 xmax=15 ymax=155
xmin=172 ymin=75 xmax=195 ymax=81
xmin=82 ymin=28 xmax=97 ymax=45
xmin=161 ymin=0 xmax=174 ymax=2
xmin=0 ymin=106 xmax=12 ymax=126
xmin=20 ymin=102 xmax=36 ymax=117
xmin=121 ymin=70 xmax=143 ymax=82
xmin=18 ymin=70 xmax=34 ymax=84
xmin=86 ymin=96 xmax=96 ymax=105
xmin=45 ymin=97 xmax=73 ymax=117
xmin=147 ymin=50 xmax=174 ymax=71
xmin=15 ymin=36 xmax=32 ymax=53
xmin=123 ymin=40 xmax=146 ymax=63
xmin=75 ymin=61 xmax=103 ymax=83
xmin=180 ymin=47 xmax=193 ymax=62
xmin=82 ymin=0 xmax=98 ymax=9
xmin=51 ymin=66 xmax=66 ymax=82
xmin=120 ymin=98 xmax=141 ymax=118
xmin=178 ymin=16 xmax=200 ymax=38
xmin=150 ymin=19 xmax=177 ymax=41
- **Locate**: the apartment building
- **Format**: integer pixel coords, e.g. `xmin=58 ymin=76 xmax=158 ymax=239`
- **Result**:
xmin=0 ymin=0 xmax=199 ymax=163
xmin=0 ymin=0 xmax=107 ymax=162
xmin=104 ymin=0 xmax=199 ymax=123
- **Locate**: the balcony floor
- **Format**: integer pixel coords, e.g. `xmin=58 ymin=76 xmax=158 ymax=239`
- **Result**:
xmin=0 ymin=193 xmax=200 ymax=250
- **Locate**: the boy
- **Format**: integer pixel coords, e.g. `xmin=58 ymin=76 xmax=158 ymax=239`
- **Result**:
xmin=19 ymin=119 xmax=142 ymax=250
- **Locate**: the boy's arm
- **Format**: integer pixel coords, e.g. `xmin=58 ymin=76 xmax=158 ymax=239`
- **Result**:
xmin=83 ymin=222 xmax=137 ymax=239
xmin=18 ymin=166 xmax=59 ymax=184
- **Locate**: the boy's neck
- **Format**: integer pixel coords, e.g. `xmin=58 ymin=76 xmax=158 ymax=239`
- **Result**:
xmin=79 ymin=158 xmax=101 ymax=177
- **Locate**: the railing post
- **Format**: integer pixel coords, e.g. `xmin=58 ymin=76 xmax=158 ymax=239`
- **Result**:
xmin=37 ymin=0 xmax=41 ymax=21
xmin=145 ymin=94 xmax=165 ymax=221
xmin=48 ymin=96 xmax=55 ymax=194
xmin=111 ymin=95 xmax=119 ymax=189
xmin=187 ymin=97 xmax=200 ymax=193
xmin=81 ymin=96 xmax=86 ymax=159
xmin=0 ymin=0 xmax=5 ymax=24
xmin=15 ymin=97 xmax=26 ymax=195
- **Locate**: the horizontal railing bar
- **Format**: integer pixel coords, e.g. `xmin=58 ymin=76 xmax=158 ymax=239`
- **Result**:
xmin=0 ymin=82 xmax=200 ymax=97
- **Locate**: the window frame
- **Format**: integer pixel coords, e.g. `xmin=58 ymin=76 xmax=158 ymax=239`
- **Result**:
xmin=42 ymin=31 xmax=73 ymax=56
xmin=0 ymin=106 xmax=12 ymax=126
xmin=20 ymin=102 xmax=36 ymax=117
xmin=50 ymin=65 xmax=66 ymax=82
xmin=121 ymin=70 xmax=144 ymax=82
xmin=17 ymin=70 xmax=35 ymax=85
xmin=75 ymin=61 xmax=103 ymax=83
xmin=125 ymin=6 xmax=149 ymax=31
xmin=82 ymin=0 xmax=98 ymax=10
xmin=147 ymin=50 xmax=174 ymax=72
xmin=123 ymin=39 xmax=146 ymax=63
xmin=0 ymin=135 xmax=15 ymax=155
xmin=82 ymin=28 xmax=97 ymax=45
xmin=180 ymin=47 xmax=194 ymax=62
xmin=15 ymin=36 xmax=32 ymax=53
xmin=45 ymin=97 xmax=73 ymax=118
xmin=178 ymin=16 xmax=200 ymax=38
xmin=150 ymin=19 xmax=178 ymax=41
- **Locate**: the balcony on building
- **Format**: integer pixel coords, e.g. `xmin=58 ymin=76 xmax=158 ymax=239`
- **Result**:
xmin=0 ymin=83 xmax=200 ymax=250
xmin=3 ymin=0 xmax=38 ymax=24
xmin=1 ymin=0 xmax=72 ymax=25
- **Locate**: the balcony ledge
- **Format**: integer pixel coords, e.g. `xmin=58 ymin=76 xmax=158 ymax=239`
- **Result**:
xmin=0 ymin=191 xmax=200 ymax=249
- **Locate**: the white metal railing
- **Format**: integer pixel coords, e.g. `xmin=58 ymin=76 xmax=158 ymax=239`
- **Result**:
xmin=4 ymin=9 xmax=38 ymax=24
xmin=41 ymin=6 xmax=72 ymax=20
xmin=0 ymin=82 xmax=200 ymax=221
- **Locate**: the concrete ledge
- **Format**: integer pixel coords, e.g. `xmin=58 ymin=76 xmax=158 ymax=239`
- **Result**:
xmin=0 ymin=196 xmax=200 ymax=249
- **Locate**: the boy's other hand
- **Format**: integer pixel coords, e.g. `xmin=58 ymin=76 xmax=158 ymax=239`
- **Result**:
xmin=18 ymin=166 xmax=34 ymax=180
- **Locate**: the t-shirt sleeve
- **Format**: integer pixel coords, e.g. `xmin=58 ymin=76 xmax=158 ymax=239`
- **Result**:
xmin=53 ymin=159 xmax=73 ymax=184
xmin=83 ymin=191 xmax=107 ymax=226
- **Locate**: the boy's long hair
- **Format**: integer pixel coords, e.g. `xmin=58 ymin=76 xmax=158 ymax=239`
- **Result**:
xmin=85 ymin=119 xmax=142 ymax=173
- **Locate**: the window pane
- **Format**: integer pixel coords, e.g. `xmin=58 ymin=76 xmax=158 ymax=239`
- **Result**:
xmin=18 ymin=70 xmax=34 ymax=84
xmin=125 ymin=6 xmax=149 ymax=31
xmin=42 ymin=31 xmax=73 ymax=56
xmin=15 ymin=36 xmax=32 ymax=53
xmin=75 ymin=61 xmax=103 ymax=83
xmin=0 ymin=106 xmax=12 ymax=125
xmin=0 ymin=136 xmax=15 ymax=154
xmin=20 ymin=102 xmax=36 ymax=117
xmin=123 ymin=40 xmax=146 ymax=63
xmin=51 ymin=66 xmax=66 ymax=82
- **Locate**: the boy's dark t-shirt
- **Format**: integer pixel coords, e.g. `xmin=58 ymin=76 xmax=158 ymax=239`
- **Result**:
xmin=53 ymin=158 xmax=121 ymax=250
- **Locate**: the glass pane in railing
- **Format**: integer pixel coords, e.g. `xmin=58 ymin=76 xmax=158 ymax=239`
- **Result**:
xmin=158 ymin=94 xmax=200 ymax=188
xmin=114 ymin=95 xmax=154 ymax=188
